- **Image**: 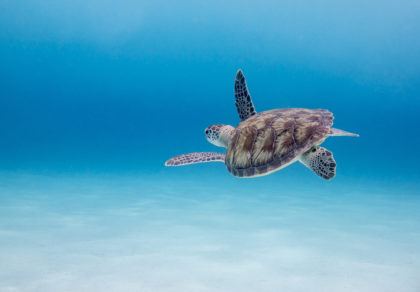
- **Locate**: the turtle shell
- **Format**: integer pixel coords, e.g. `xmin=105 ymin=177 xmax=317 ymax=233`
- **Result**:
xmin=225 ymin=108 xmax=334 ymax=177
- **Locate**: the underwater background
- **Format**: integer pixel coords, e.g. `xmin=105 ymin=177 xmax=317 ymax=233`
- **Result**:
xmin=1 ymin=0 xmax=420 ymax=291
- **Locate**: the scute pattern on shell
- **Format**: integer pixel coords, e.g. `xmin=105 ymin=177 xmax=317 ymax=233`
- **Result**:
xmin=225 ymin=108 xmax=334 ymax=177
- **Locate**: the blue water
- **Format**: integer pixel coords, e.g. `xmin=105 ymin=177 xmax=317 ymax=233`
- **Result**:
xmin=1 ymin=1 xmax=420 ymax=291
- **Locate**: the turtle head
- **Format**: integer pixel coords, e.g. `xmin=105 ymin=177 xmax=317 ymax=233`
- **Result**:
xmin=205 ymin=124 xmax=235 ymax=148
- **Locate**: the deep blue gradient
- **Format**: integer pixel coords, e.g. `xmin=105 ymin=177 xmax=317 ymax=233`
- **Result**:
xmin=1 ymin=0 xmax=420 ymax=177
xmin=1 ymin=1 xmax=420 ymax=291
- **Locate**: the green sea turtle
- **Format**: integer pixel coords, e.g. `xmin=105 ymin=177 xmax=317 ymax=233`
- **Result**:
xmin=165 ymin=70 xmax=358 ymax=180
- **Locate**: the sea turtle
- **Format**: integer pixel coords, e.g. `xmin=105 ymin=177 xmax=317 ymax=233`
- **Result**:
xmin=165 ymin=70 xmax=358 ymax=180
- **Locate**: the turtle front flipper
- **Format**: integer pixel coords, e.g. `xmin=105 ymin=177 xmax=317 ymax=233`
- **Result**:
xmin=299 ymin=146 xmax=336 ymax=180
xmin=235 ymin=70 xmax=257 ymax=121
xmin=165 ymin=152 xmax=226 ymax=166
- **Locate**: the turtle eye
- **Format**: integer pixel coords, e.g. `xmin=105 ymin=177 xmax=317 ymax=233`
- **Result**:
xmin=311 ymin=148 xmax=316 ymax=152
xmin=205 ymin=130 xmax=209 ymax=134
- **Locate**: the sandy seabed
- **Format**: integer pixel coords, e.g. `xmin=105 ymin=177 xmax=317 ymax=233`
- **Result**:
xmin=0 ymin=172 xmax=419 ymax=292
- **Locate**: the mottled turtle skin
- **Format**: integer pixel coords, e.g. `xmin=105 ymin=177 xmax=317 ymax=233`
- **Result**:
xmin=225 ymin=108 xmax=333 ymax=177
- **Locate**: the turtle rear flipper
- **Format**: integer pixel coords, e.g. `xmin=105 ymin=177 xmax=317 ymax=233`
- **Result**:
xmin=234 ymin=70 xmax=256 ymax=121
xmin=299 ymin=146 xmax=336 ymax=180
xmin=165 ymin=152 xmax=225 ymax=166
xmin=329 ymin=128 xmax=359 ymax=137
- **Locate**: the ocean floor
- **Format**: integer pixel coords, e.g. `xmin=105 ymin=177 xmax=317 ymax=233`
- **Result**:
xmin=0 ymin=171 xmax=419 ymax=292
